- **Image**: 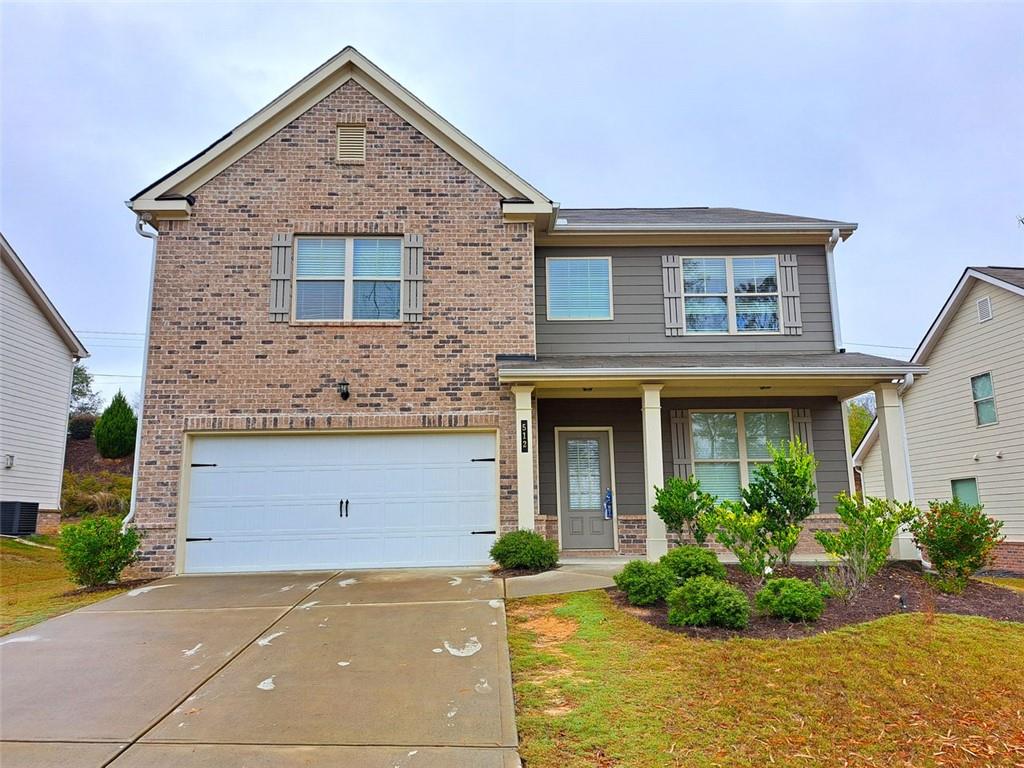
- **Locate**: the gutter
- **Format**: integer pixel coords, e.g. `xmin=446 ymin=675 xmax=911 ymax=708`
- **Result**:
xmin=825 ymin=227 xmax=844 ymax=352
xmin=549 ymin=221 xmax=857 ymax=234
xmin=122 ymin=210 xmax=158 ymax=533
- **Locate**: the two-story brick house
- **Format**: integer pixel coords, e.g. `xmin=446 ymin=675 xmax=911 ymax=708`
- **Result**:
xmin=127 ymin=48 xmax=924 ymax=574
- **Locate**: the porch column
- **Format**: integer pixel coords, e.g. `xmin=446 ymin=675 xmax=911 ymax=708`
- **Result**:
xmin=874 ymin=382 xmax=918 ymax=560
xmin=640 ymin=384 xmax=668 ymax=560
xmin=511 ymin=385 xmax=536 ymax=531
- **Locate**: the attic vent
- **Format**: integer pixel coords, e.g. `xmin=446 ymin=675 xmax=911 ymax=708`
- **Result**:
xmin=336 ymin=124 xmax=366 ymax=163
xmin=977 ymin=296 xmax=993 ymax=323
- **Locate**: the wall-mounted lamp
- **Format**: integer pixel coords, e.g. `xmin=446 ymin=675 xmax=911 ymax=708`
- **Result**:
xmin=338 ymin=380 xmax=351 ymax=401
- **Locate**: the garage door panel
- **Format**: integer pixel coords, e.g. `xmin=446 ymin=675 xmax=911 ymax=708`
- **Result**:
xmin=184 ymin=433 xmax=497 ymax=573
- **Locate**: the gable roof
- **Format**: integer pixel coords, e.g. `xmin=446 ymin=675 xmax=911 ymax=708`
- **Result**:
xmin=129 ymin=47 xmax=552 ymax=221
xmin=554 ymin=207 xmax=857 ymax=238
xmin=1 ymin=232 xmax=89 ymax=359
xmin=852 ymin=417 xmax=878 ymax=466
xmin=912 ymin=266 xmax=1024 ymax=364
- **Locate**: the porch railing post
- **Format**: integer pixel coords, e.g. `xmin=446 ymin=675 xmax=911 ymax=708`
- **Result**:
xmin=511 ymin=384 xmax=536 ymax=531
xmin=640 ymin=383 xmax=668 ymax=560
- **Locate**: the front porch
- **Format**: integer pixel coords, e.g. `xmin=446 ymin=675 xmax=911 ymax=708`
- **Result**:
xmin=502 ymin=353 xmax=927 ymax=561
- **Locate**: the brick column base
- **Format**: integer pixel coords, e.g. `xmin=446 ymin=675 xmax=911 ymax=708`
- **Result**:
xmin=35 ymin=511 xmax=60 ymax=535
xmin=986 ymin=542 xmax=1024 ymax=575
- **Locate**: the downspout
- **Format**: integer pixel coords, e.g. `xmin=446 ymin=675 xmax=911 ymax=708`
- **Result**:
xmin=825 ymin=227 xmax=844 ymax=352
xmin=122 ymin=210 xmax=158 ymax=532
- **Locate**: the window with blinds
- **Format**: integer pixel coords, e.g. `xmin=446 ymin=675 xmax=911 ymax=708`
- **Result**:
xmin=691 ymin=410 xmax=792 ymax=499
xmin=546 ymin=257 xmax=612 ymax=320
xmin=566 ymin=439 xmax=602 ymax=509
xmin=681 ymin=255 xmax=780 ymax=334
xmin=294 ymin=237 xmax=401 ymax=321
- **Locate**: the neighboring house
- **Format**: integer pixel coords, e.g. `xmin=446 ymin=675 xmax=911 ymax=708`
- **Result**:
xmin=0 ymin=233 xmax=89 ymax=535
xmin=856 ymin=267 xmax=1024 ymax=574
xmin=126 ymin=47 xmax=923 ymax=575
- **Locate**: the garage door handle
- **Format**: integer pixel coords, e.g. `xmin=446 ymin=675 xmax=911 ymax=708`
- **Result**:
xmin=186 ymin=537 xmax=213 ymax=542
xmin=339 ymin=499 xmax=349 ymax=518
xmin=471 ymin=530 xmax=496 ymax=535
xmin=345 ymin=499 xmax=349 ymax=517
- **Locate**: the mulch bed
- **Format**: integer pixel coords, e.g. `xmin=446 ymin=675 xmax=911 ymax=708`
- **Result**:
xmin=64 ymin=437 xmax=133 ymax=476
xmin=611 ymin=563 xmax=1024 ymax=640
xmin=61 ymin=578 xmax=153 ymax=597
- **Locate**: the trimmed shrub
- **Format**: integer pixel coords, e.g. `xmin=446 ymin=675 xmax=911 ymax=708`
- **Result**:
xmin=58 ymin=516 xmax=141 ymax=587
xmin=61 ymin=471 xmax=132 ymax=518
xmin=68 ymin=414 xmax=98 ymax=440
xmin=660 ymin=545 xmax=726 ymax=583
xmin=613 ymin=560 xmax=676 ymax=606
xmin=653 ymin=475 xmax=716 ymax=544
xmin=489 ymin=530 xmax=559 ymax=571
xmin=667 ymin=575 xmax=749 ymax=629
xmin=755 ymin=577 xmax=825 ymax=622
xmin=702 ymin=501 xmax=773 ymax=585
xmin=743 ymin=439 xmax=819 ymax=565
xmin=910 ymin=499 xmax=1004 ymax=594
xmin=815 ymin=493 xmax=918 ymax=593
xmin=93 ymin=391 xmax=137 ymax=459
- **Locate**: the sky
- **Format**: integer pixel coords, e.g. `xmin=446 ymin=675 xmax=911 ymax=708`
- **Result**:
xmin=2 ymin=1 xmax=1022 ymax=405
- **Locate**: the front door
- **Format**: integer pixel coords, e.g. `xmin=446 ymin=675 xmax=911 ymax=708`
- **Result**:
xmin=558 ymin=430 xmax=614 ymax=550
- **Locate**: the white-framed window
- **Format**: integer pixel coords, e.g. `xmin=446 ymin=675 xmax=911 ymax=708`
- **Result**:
xmin=689 ymin=410 xmax=792 ymax=499
xmin=970 ymin=372 xmax=997 ymax=426
xmin=546 ymin=257 xmax=613 ymax=320
xmin=293 ymin=237 xmax=402 ymax=322
xmin=951 ymin=477 xmax=980 ymax=506
xmin=682 ymin=256 xmax=781 ymax=334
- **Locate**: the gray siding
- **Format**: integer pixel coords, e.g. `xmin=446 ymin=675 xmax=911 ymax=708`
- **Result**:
xmin=537 ymin=396 xmax=851 ymax=519
xmin=536 ymin=246 xmax=835 ymax=355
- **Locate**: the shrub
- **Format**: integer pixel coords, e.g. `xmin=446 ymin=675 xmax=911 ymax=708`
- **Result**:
xmin=743 ymin=439 xmax=818 ymax=565
xmin=814 ymin=493 xmax=918 ymax=593
xmin=61 ymin=471 xmax=132 ymax=518
xmin=910 ymin=499 xmax=1004 ymax=594
xmin=755 ymin=577 xmax=825 ymax=622
xmin=58 ymin=516 xmax=141 ymax=587
xmin=701 ymin=501 xmax=773 ymax=584
xmin=667 ymin=575 xmax=749 ymax=629
xmin=653 ymin=475 xmax=716 ymax=544
xmin=93 ymin=391 xmax=137 ymax=459
xmin=489 ymin=530 xmax=559 ymax=571
xmin=68 ymin=414 xmax=98 ymax=440
xmin=613 ymin=560 xmax=676 ymax=606
xmin=660 ymin=545 xmax=726 ymax=583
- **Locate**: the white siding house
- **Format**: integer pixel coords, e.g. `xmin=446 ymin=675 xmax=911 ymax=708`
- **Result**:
xmin=854 ymin=267 xmax=1024 ymax=573
xmin=0 ymin=233 xmax=88 ymax=533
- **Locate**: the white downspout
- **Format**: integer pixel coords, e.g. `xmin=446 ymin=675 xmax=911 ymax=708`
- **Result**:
xmin=122 ymin=211 xmax=158 ymax=532
xmin=825 ymin=227 xmax=844 ymax=352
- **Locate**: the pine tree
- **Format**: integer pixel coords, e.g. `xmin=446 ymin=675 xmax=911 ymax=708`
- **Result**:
xmin=93 ymin=391 xmax=138 ymax=459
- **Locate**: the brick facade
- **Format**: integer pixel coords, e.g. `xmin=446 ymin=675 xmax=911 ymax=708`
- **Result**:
xmin=133 ymin=80 xmax=534 ymax=575
xmin=988 ymin=542 xmax=1024 ymax=575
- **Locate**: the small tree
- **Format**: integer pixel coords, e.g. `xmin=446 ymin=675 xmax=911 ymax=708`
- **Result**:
xmin=702 ymin=501 xmax=772 ymax=585
xmin=653 ymin=475 xmax=716 ymax=545
xmin=814 ymin=493 xmax=918 ymax=593
xmin=58 ymin=517 xmax=141 ymax=587
xmin=743 ymin=439 xmax=818 ymax=565
xmin=70 ymin=363 xmax=103 ymax=415
xmin=93 ymin=391 xmax=137 ymax=459
xmin=909 ymin=499 xmax=1004 ymax=593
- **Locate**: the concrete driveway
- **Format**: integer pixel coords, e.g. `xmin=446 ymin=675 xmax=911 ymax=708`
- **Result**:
xmin=0 ymin=569 xmax=519 ymax=767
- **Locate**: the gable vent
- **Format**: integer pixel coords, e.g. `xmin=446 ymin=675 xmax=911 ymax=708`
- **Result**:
xmin=336 ymin=124 xmax=366 ymax=163
xmin=977 ymin=296 xmax=993 ymax=323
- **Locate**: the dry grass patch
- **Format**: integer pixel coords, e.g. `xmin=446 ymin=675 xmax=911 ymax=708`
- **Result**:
xmin=508 ymin=590 xmax=1024 ymax=768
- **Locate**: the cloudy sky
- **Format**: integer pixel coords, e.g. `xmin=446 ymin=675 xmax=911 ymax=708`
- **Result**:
xmin=2 ymin=2 xmax=1021 ymax=404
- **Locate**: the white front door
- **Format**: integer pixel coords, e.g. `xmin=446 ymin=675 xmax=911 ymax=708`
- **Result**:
xmin=183 ymin=432 xmax=498 ymax=573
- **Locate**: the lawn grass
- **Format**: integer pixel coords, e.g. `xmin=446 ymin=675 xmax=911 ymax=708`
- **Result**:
xmin=0 ymin=535 xmax=128 ymax=635
xmin=508 ymin=590 xmax=1024 ymax=767
xmin=978 ymin=576 xmax=1024 ymax=593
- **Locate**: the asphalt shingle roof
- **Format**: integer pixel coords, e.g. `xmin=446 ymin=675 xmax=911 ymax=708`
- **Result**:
xmin=973 ymin=266 xmax=1024 ymax=290
xmin=555 ymin=207 xmax=855 ymax=229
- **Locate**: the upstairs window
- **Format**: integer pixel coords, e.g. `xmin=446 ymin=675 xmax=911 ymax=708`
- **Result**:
xmin=682 ymin=256 xmax=780 ymax=334
xmin=546 ymin=257 xmax=613 ymax=320
xmin=294 ymin=237 xmax=401 ymax=321
xmin=970 ymin=372 xmax=997 ymax=426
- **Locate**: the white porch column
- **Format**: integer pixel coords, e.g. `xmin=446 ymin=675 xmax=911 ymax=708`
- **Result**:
xmin=874 ymin=382 xmax=918 ymax=560
xmin=511 ymin=385 xmax=536 ymax=531
xmin=640 ymin=384 xmax=668 ymax=560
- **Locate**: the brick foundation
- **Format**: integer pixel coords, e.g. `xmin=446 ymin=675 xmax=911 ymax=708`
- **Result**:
xmin=987 ymin=542 xmax=1024 ymax=575
xmin=35 ymin=511 xmax=60 ymax=535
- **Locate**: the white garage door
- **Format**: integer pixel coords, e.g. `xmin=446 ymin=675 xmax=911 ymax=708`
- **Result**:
xmin=183 ymin=432 xmax=498 ymax=573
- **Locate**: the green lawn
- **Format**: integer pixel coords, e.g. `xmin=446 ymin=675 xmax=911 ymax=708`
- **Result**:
xmin=979 ymin=576 xmax=1024 ymax=593
xmin=508 ymin=591 xmax=1024 ymax=767
xmin=0 ymin=536 xmax=128 ymax=636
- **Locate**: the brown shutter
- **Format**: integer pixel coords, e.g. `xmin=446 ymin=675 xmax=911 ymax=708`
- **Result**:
xmin=662 ymin=254 xmax=684 ymax=337
xmin=269 ymin=233 xmax=293 ymax=322
xmin=779 ymin=253 xmax=802 ymax=335
xmin=402 ymin=233 xmax=424 ymax=322
xmin=670 ymin=409 xmax=691 ymax=478
xmin=792 ymin=408 xmax=815 ymax=453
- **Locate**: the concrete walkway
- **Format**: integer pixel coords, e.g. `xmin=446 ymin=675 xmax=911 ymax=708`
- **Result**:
xmin=504 ymin=562 xmax=627 ymax=598
xmin=0 ymin=569 xmax=519 ymax=768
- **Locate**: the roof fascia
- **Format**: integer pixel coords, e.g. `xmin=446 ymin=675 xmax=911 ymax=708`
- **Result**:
xmin=498 ymin=364 xmax=927 ymax=382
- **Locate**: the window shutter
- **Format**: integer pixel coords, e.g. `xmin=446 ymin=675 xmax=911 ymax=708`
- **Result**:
xmin=670 ymin=409 xmax=691 ymax=478
xmin=662 ymin=254 xmax=684 ymax=337
xmin=402 ymin=233 xmax=424 ymax=322
xmin=269 ymin=233 xmax=293 ymax=322
xmin=792 ymin=408 xmax=814 ymax=453
xmin=778 ymin=253 xmax=802 ymax=336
